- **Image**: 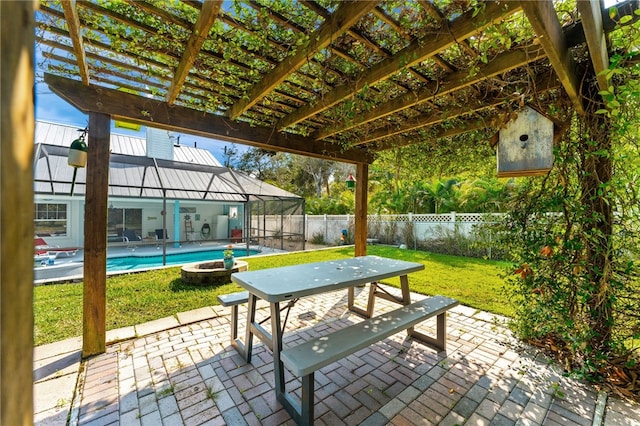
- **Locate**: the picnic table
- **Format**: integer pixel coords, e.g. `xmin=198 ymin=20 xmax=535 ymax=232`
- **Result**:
xmin=230 ymin=255 xmax=457 ymax=425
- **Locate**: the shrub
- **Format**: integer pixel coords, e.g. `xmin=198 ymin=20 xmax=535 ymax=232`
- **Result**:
xmin=309 ymin=231 xmax=325 ymax=245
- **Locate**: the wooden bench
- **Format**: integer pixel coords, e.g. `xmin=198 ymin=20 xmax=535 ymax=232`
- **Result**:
xmin=217 ymin=291 xmax=249 ymax=353
xmin=279 ymin=295 xmax=458 ymax=425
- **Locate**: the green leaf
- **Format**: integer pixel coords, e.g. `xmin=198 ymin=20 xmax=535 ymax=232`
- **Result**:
xmin=620 ymin=15 xmax=632 ymax=24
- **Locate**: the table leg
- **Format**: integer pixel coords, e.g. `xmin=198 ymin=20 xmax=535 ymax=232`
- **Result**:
xmin=244 ymin=293 xmax=258 ymax=362
xmin=400 ymin=274 xmax=417 ymax=336
xmin=270 ymin=302 xmax=286 ymax=396
xmin=400 ymin=275 xmax=411 ymax=305
xmin=400 ymin=275 xmax=448 ymax=351
xmin=347 ymin=283 xmax=376 ymax=318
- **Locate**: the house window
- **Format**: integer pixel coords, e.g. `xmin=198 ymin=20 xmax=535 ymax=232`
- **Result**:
xmin=107 ymin=208 xmax=142 ymax=239
xmin=35 ymin=203 xmax=67 ymax=237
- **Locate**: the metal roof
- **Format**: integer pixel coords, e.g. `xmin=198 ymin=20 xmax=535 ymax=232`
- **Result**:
xmin=35 ymin=121 xmax=222 ymax=166
xmin=33 ymin=142 xmax=301 ymax=202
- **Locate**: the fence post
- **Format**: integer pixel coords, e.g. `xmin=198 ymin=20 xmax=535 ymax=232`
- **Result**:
xmin=408 ymin=213 xmax=416 ymax=250
xmin=450 ymin=211 xmax=456 ymax=235
xmin=324 ymin=214 xmax=327 ymax=242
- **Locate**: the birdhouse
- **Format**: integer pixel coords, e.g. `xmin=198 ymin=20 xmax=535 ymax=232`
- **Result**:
xmin=346 ymin=173 xmax=356 ymax=190
xmin=497 ymin=107 xmax=554 ymax=177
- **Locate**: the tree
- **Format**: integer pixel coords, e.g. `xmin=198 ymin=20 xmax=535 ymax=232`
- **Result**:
xmin=221 ymin=144 xmax=239 ymax=168
xmin=295 ymin=157 xmax=335 ymax=198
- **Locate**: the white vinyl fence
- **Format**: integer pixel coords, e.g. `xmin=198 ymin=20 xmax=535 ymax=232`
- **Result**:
xmin=246 ymin=212 xmax=500 ymax=247
xmin=304 ymin=212 xmax=502 ymax=246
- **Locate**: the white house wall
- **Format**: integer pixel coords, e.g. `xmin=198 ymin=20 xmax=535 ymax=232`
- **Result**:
xmin=35 ymin=194 xmax=245 ymax=248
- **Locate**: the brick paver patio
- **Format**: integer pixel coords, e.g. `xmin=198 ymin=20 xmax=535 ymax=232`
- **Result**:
xmin=37 ymin=286 xmax=640 ymax=425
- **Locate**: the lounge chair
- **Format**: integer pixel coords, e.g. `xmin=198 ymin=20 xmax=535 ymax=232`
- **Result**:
xmin=155 ymin=229 xmax=169 ymax=240
xmin=123 ymin=229 xmax=141 ymax=247
xmin=34 ymin=237 xmax=79 ymax=258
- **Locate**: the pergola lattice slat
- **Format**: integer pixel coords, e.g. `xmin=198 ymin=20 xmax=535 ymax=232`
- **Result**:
xmin=227 ymin=0 xmax=379 ymax=120
xmin=166 ymin=0 xmax=223 ymax=105
xmin=277 ymin=1 xmax=521 ymax=133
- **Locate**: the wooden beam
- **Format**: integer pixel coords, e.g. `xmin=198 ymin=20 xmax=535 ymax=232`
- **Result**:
xmin=44 ymin=74 xmax=374 ymax=164
xmin=228 ymin=1 xmax=379 ymax=120
xmin=277 ymin=1 xmax=520 ymax=131
xmin=83 ymin=113 xmax=110 ymax=357
xmin=354 ymin=163 xmax=368 ymax=257
xmin=356 ymin=99 xmax=506 ymax=146
xmin=356 ymin=70 xmax=561 ymax=146
xmin=521 ymin=0 xmax=585 ymax=114
xmin=315 ymin=44 xmax=546 ymax=140
xmin=577 ymin=0 xmax=610 ymax=93
xmin=166 ymin=0 xmax=222 ymax=104
xmin=61 ymin=0 xmax=90 ymax=85
xmin=372 ymin=117 xmax=494 ymax=152
xmin=1 ymin=1 xmax=36 ymax=423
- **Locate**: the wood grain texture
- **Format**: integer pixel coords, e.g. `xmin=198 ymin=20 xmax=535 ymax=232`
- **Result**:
xmin=1 ymin=1 xmax=37 ymax=424
xmin=82 ymin=113 xmax=111 ymax=357
xmin=354 ymin=163 xmax=368 ymax=257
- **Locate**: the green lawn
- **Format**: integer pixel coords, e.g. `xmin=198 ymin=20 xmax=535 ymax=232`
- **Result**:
xmin=34 ymin=246 xmax=512 ymax=346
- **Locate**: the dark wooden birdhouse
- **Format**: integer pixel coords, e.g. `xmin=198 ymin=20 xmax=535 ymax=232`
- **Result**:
xmin=497 ymin=107 xmax=554 ymax=177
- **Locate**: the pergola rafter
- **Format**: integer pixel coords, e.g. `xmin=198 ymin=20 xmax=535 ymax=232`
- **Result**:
xmin=60 ymin=0 xmax=89 ymax=85
xmin=577 ymin=0 xmax=611 ymax=93
xmin=315 ymin=44 xmax=547 ymax=142
xmin=227 ymin=1 xmax=378 ymax=119
xmin=521 ymin=0 xmax=585 ymax=115
xmin=166 ymin=0 xmax=222 ymax=105
xmin=43 ymin=73 xmax=373 ymax=164
xmin=278 ymin=1 xmax=521 ymax=133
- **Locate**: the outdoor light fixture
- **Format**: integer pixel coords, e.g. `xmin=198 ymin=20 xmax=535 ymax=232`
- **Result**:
xmin=346 ymin=173 xmax=356 ymax=190
xmin=68 ymin=127 xmax=88 ymax=196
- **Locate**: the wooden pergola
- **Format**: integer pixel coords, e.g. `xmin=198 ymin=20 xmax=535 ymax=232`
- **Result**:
xmin=2 ymin=0 xmax=637 ymax=422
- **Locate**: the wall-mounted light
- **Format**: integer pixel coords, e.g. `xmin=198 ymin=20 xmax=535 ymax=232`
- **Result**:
xmin=68 ymin=127 xmax=88 ymax=196
xmin=346 ymin=173 xmax=356 ymax=190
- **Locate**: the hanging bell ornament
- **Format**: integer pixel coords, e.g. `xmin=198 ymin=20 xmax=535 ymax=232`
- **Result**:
xmin=68 ymin=134 xmax=88 ymax=196
xmin=68 ymin=136 xmax=87 ymax=168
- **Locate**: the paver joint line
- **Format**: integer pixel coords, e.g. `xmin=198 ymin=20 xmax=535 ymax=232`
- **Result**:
xmin=35 ymin=291 xmax=640 ymax=426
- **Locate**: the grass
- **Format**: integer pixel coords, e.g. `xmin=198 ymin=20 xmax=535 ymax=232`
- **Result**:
xmin=33 ymin=246 xmax=512 ymax=346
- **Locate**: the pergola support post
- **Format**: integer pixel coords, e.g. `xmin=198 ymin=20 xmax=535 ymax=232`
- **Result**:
xmin=1 ymin=1 xmax=37 ymax=422
xmin=354 ymin=163 xmax=368 ymax=257
xmin=580 ymin=75 xmax=614 ymax=351
xmin=83 ymin=112 xmax=110 ymax=357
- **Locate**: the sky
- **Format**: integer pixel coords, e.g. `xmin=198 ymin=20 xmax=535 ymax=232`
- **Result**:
xmin=35 ymin=80 xmax=242 ymax=165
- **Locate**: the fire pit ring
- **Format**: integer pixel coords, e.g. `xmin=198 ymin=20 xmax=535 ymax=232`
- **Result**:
xmin=181 ymin=259 xmax=249 ymax=286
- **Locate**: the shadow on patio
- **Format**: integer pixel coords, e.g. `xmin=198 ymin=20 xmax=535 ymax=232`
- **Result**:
xmin=34 ymin=287 xmax=639 ymax=425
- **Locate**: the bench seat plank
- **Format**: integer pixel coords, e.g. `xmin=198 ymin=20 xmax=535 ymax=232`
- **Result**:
xmin=217 ymin=291 xmax=250 ymax=356
xmin=281 ymin=295 xmax=458 ymax=377
xmin=217 ymin=291 xmax=249 ymax=306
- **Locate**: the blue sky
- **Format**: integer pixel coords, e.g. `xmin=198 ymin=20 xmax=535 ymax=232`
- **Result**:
xmin=35 ymin=80 xmax=241 ymax=164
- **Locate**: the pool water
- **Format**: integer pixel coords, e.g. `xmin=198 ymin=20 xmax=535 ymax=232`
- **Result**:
xmin=107 ymin=249 xmax=260 ymax=271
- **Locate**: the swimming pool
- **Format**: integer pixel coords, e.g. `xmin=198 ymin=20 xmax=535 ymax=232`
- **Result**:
xmin=107 ymin=249 xmax=260 ymax=271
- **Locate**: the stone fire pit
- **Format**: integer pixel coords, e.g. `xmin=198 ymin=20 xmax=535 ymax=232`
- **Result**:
xmin=181 ymin=259 xmax=249 ymax=286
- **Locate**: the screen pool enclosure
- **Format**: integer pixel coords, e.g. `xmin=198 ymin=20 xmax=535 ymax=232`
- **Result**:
xmin=33 ymin=142 xmax=306 ymax=264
